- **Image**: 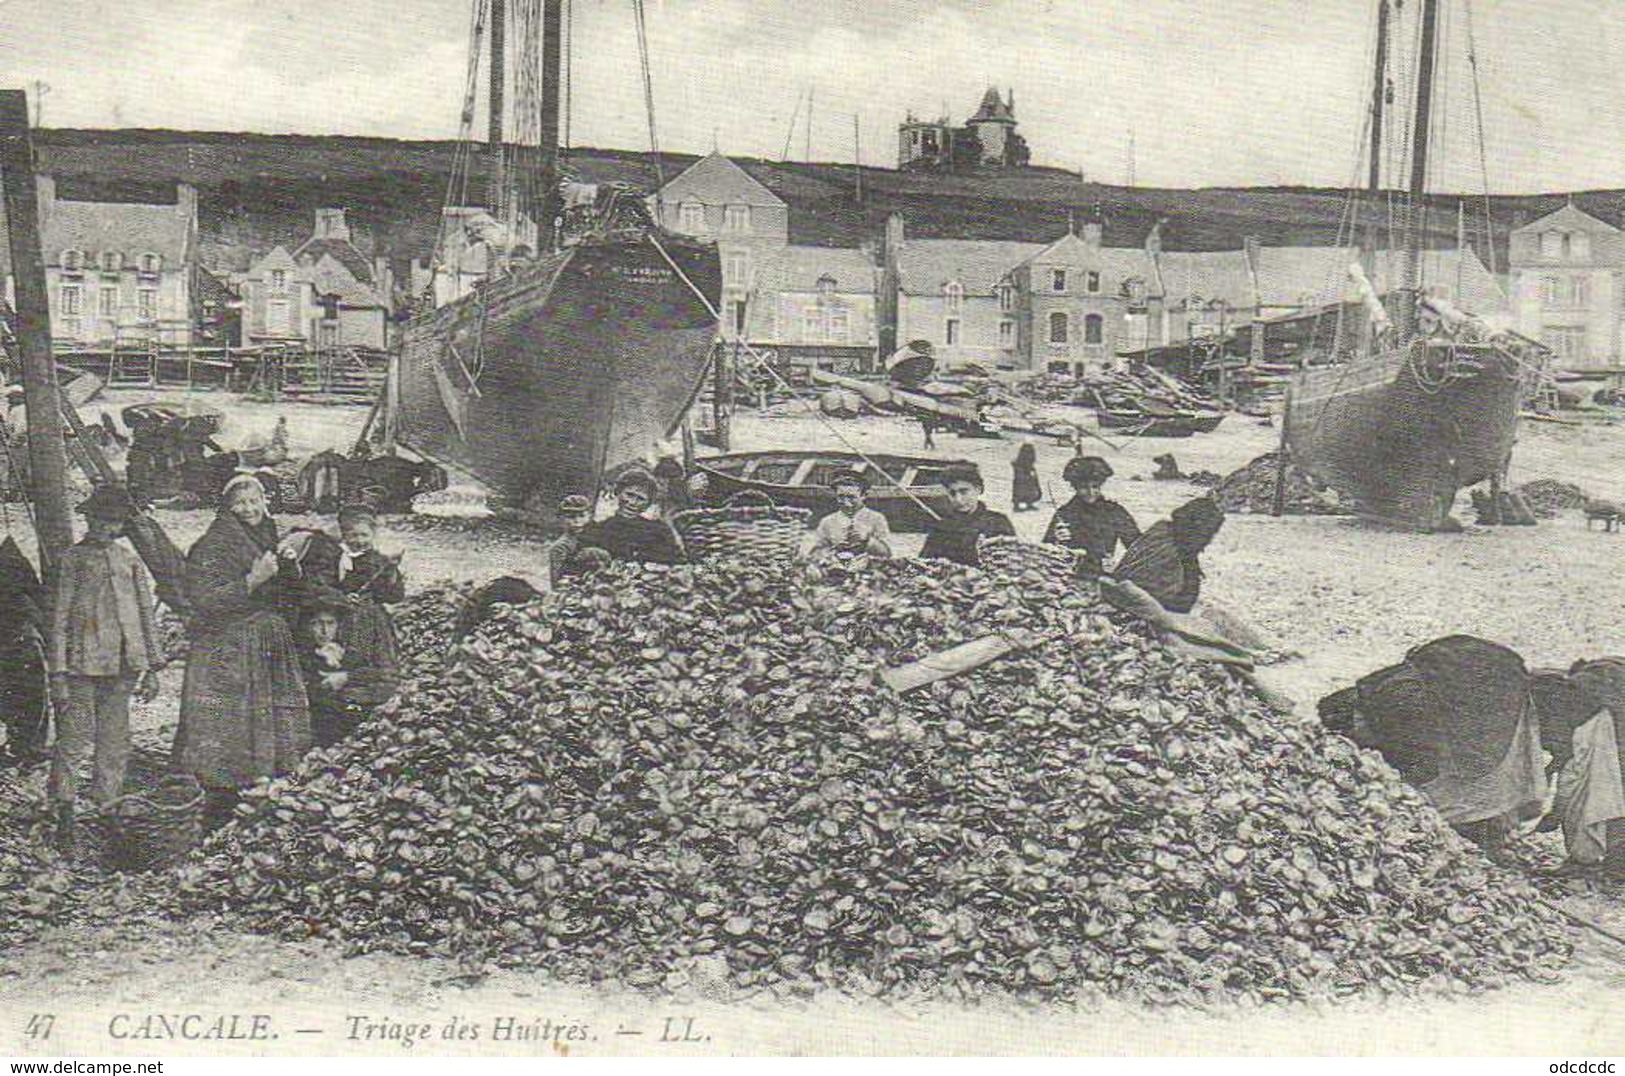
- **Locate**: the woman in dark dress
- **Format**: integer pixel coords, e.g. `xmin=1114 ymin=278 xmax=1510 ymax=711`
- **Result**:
xmin=1043 ymin=455 xmax=1140 ymax=574
xmin=172 ymin=474 xmax=309 ymax=819
xmin=1011 ymin=442 xmax=1042 ymax=513
xmin=1113 ymin=495 xmax=1225 ymax=614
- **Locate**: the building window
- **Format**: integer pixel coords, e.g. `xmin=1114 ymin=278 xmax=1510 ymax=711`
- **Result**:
xmin=999 ymin=318 xmax=1014 ymax=346
xmin=60 ymin=284 xmax=82 ymax=315
xmin=944 ymin=281 xmax=964 ymax=314
xmin=139 ymin=253 xmax=161 ymax=274
xmin=679 ymin=202 xmax=706 ymax=233
xmin=828 ymin=309 xmax=849 ymax=342
xmin=803 ymin=307 xmax=822 ymax=341
xmin=1542 ymin=275 xmax=1591 ymax=308
xmin=99 ymin=287 xmax=118 ymax=317
xmin=100 ymin=251 xmax=122 ymax=273
xmin=1541 ymin=325 xmax=1587 ymax=360
xmin=1084 ymin=313 xmax=1104 ymax=344
xmin=137 ymin=288 xmax=158 ymax=321
xmin=997 ymin=283 xmax=1014 ymax=311
xmin=268 ymin=299 xmax=292 ymax=336
xmin=723 ymin=205 xmax=751 ymax=233
xmin=1048 ymin=311 xmax=1068 ymax=343
xmin=1051 ymin=269 xmax=1067 ymax=293
xmin=945 ymin=318 xmax=961 ymax=345
xmin=61 ymin=250 xmax=84 ymax=271
xmin=1047 ymin=360 xmax=1070 ymax=374
xmin=817 ymin=275 xmax=837 ymax=300
xmin=1541 ymin=231 xmax=1563 ymax=258
xmin=270 ymin=269 xmax=287 ymax=292
xmin=724 ymin=250 xmax=750 ymax=288
xmin=1086 ymin=270 xmax=1101 ymax=294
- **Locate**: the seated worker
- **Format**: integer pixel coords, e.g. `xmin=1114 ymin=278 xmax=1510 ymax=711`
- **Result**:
xmin=1529 ymin=659 xmax=1625 ymax=875
xmin=1043 ymin=455 xmax=1140 ymax=575
xmin=1112 ymin=495 xmax=1224 ymax=614
xmin=1319 ymin=635 xmax=1546 ymax=859
xmin=299 ymin=594 xmax=399 ymax=749
xmin=801 ymin=469 xmax=892 ymax=560
xmin=578 ymin=468 xmax=685 ymax=565
xmin=548 ymin=493 xmax=599 ymax=585
xmin=919 ymin=466 xmax=1014 ymax=567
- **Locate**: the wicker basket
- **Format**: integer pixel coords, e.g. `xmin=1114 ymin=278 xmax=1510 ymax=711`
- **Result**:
xmin=100 ymin=774 xmax=205 ymax=873
xmin=977 ymin=535 xmax=1087 ymax=580
xmin=674 ymin=505 xmax=812 ymax=565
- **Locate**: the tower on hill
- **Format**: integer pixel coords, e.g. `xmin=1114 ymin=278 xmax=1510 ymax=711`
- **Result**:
xmin=898 ymin=87 xmax=1030 ymax=172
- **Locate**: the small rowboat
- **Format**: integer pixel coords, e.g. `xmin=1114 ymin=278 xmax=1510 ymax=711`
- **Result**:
xmin=692 ymin=451 xmax=976 ymax=532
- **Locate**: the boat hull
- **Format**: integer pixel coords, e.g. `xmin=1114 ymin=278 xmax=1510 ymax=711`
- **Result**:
xmin=1096 ymin=410 xmax=1199 ymax=437
xmin=1285 ymin=342 xmax=1525 ymax=530
xmin=396 ymin=235 xmax=721 ymax=518
xmin=694 ymin=451 xmax=973 ymax=532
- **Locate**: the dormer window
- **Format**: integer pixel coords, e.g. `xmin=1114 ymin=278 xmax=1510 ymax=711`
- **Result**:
xmin=1572 ymin=232 xmax=1592 ymax=260
xmin=139 ymin=253 xmax=161 ymax=274
xmin=679 ymin=202 xmax=706 ymax=233
xmin=1541 ymin=231 xmax=1563 ymax=259
xmin=723 ymin=205 xmax=751 ymax=233
xmin=61 ymin=250 xmax=84 ymax=272
xmin=100 ymin=251 xmax=123 ymax=273
xmin=944 ymin=281 xmax=964 ymax=314
xmin=270 ymin=269 xmax=288 ymax=292
xmin=997 ymin=282 xmax=1014 ymax=311
xmin=817 ymin=275 xmax=837 ymax=300
xmin=1051 ymin=268 xmax=1067 ymax=293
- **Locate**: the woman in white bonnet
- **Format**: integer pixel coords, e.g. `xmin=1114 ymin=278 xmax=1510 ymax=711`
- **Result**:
xmin=171 ymin=472 xmax=310 ymax=824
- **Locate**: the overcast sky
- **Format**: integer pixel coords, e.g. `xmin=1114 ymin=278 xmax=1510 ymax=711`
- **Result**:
xmin=5 ymin=0 xmax=1622 ymax=193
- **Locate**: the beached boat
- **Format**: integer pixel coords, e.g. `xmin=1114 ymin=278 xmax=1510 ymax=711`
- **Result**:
xmin=1281 ymin=0 xmax=1545 ymax=530
xmin=693 ymin=451 xmax=975 ymax=532
xmin=1094 ymin=409 xmax=1200 ymax=438
xmin=383 ymin=0 xmax=722 ymax=522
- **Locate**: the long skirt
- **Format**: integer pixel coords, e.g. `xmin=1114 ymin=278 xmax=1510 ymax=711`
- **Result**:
xmin=173 ymin=610 xmax=310 ymax=790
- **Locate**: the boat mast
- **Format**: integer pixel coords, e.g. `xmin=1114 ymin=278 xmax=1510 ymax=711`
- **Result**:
xmin=1361 ymin=0 xmax=1389 ymax=273
xmin=489 ymin=0 xmax=506 ymax=215
xmin=1399 ymin=0 xmax=1440 ymax=339
xmin=538 ymin=0 xmax=563 ymax=248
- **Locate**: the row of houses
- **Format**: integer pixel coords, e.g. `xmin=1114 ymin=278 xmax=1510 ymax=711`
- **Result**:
xmin=652 ymin=152 xmax=1515 ymax=375
xmin=0 ymin=180 xmax=392 ymax=353
xmin=2 ymin=153 xmax=1624 ymax=372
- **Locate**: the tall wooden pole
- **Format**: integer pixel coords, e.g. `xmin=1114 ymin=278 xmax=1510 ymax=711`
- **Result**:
xmin=1399 ymin=0 xmax=1440 ymax=339
xmin=1363 ymin=0 xmax=1389 ymax=273
xmin=489 ymin=0 xmax=506 ymax=216
xmin=538 ymin=0 xmax=564 ymax=246
xmin=0 ymin=91 xmax=75 ymax=574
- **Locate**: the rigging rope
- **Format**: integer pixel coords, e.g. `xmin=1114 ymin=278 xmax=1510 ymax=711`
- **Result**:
xmin=1462 ymin=0 xmax=1498 ymax=277
xmin=633 ymin=0 xmax=665 ymax=192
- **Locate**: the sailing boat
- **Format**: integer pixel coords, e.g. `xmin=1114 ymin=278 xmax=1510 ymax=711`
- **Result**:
xmin=1282 ymin=0 xmax=1546 ymax=531
xmin=385 ymin=0 xmax=723 ymax=520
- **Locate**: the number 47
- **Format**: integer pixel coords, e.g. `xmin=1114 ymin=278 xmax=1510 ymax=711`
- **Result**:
xmin=25 ymin=1014 xmax=55 ymax=1040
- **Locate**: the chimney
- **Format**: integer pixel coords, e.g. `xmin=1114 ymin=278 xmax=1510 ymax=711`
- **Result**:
xmin=1144 ymin=219 xmax=1163 ymax=256
xmin=315 ymin=208 xmax=350 ymax=242
xmin=1082 ymin=222 xmax=1102 ymax=248
xmin=175 ymin=183 xmax=198 ymax=224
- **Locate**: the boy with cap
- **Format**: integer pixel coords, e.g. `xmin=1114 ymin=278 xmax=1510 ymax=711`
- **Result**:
xmin=1044 ymin=455 xmax=1140 ymax=575
xmin=578 ymin=468 xmax=684 ymax=565
xmin=919 ymin=467 xmax=1014 ymax=567
xmin=298 ymin=592 xmax=399 ymax=749
xmin=548 ymin=493 xmax=598 ymax=584
xmin=801 ymin=469 xmax=892 ymax=560
xmin=48 ymin=485 xmax=164 ymax=845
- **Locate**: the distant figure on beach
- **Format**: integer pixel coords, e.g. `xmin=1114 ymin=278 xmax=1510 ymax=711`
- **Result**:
xmin=1011 ymin=442 xmax=1042 ymax=513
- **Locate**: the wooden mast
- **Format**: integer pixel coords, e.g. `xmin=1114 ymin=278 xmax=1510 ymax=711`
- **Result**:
xmin=538 ymin=0 xmax=563 ymax=248
xmin=1362 ymin=0 xmax=1389 ymax=271
xmin=489 ymin=0 xmax=506 ymax=218
xmin=0 ymin=90 xmax=75 ymax=574
xmin=1399 ymin=0 xmax=1440 ymax=340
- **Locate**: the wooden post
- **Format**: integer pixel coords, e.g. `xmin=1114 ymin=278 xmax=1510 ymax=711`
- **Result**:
xmin=714 ymin=342 xmax=735 ymax=452
xmin=1271 ymin=383 xmax=1292 ymax=518
xmin=0 ymin=90 xmax=76 ymax=573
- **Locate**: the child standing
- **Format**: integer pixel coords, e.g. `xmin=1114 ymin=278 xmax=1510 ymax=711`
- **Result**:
xmin=48 ymin=485 xmax=163 ymax=846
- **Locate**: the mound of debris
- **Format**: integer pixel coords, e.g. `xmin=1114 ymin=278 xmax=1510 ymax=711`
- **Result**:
xmin=1214 ymin=453 xmax=1353 ymax=516
xmin=168 ymin=553 xmax=1567 ymax=1006
xmin=1516 ymin=480 xmax=1588 ymax=519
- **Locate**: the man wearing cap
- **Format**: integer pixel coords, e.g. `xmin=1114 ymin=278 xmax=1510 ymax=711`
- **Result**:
xmin=47 ymin=485 xmax=164 ymax=846
xmin=801 ymin=470 xmax=892 ymax=560
xmin=578 ymin=468 xmax=685 ymax=565
xmin=919 ymin=467 xmax=1014 ymax=567
xmin=548 ymin=493 xmax=598 ymax=584
xmin=1044 ymin=455 xmax=1140 ymax=575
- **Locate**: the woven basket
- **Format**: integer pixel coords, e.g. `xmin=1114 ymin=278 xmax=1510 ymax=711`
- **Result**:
xmin=100 ymin=774 xmax=205 ymax=873
xmin=674 ymin=505 xmax=812 ymax=565
xmin=977 ymin=536 xmax=1087 ymax=580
